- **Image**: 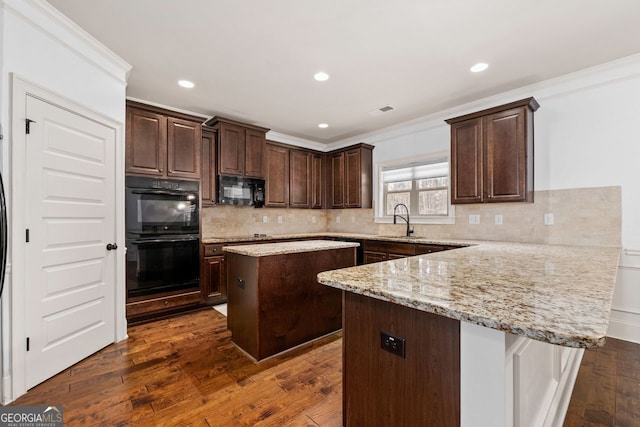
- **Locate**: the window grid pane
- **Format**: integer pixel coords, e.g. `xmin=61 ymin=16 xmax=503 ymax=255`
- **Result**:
xmin=386 ymin=192 xmax=410 ymax=216
xmin=419 ymin=189 xmax=448 ymax=215
xmin=386 ymin=181 xmax=412 ymax=192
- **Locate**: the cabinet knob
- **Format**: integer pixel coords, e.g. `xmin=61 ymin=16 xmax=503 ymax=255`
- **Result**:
xmin=164 ymin=300 xmax=169 ymax=306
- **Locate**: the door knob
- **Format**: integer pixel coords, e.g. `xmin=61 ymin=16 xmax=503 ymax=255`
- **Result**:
xmin=106 ymin=243 xmax=118 ymax=251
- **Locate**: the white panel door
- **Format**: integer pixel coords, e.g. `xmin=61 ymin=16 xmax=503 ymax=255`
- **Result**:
xmin=24 ymin=95 xmax=116 ymax=389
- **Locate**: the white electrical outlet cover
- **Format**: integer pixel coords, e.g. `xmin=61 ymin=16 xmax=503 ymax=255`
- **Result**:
xmin=469 ymin=214 xmax=480 ymax=224
xmin=262 ymin=215 xmax=268 ymax=223
xmin=336 ymin=216 xmax=341 ymax=223
xmin=544 ymin=213 xmax=554 ymax=225
xmin=277 ymin=216 xmax=283 ymax=224
xmin=495 ymin=214 xmax=503 ymax=225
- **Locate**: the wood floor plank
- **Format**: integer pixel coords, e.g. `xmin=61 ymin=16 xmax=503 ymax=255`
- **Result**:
xmin=9 ymin=309 xmax=640 ymax=426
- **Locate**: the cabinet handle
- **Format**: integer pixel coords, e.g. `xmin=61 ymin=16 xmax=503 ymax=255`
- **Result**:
xmin=164 ymin=301 xmax=169 ymax=306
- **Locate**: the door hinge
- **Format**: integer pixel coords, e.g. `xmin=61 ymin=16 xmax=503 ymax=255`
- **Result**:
xmin=26 ymin=229 xmax=30 ymax=242
xmin=26 ymin=118 xmax=36 ymax=135
xmin=26 ymin=337 xmax=30 ymax=351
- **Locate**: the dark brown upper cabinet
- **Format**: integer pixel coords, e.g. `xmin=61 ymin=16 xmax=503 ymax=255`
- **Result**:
xmin=201 ymin=126 xmax=217 ymax=206
xmin=265 ymin=142 xmax=324 ymax=209
xmin=446 ymin=97 xmax=539 ymax=204
xmin=205 ymin=116 xmax=269 ymax=179
xmin=311 ymin=153 xmax=323 ymax=209
xmin=265 ymin=142 xmax=290 ymax=207
xmin=327 ymin=144 xmax=374 ymax=209
xmin=126 ymin=101 xmax=202 ymax=180
xmin=289 ymin=149 xmax=313 ymax=208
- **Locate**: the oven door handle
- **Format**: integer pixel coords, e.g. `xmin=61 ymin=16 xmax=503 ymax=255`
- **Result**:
xmin=131 ymin=236 xmax=199 ymax=244
xmin=130 ymin=189 xmax=193 ymax=197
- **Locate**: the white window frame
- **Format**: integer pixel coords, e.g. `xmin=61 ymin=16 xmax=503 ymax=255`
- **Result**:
xmin=375 ymin=151 xmax=455 ymax=224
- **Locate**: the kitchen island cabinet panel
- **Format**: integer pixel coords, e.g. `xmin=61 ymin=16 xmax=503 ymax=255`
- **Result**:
xmin=343 ymin=291 xmax=460 ymax=427
xmin=226 ymin=242 xmax=357 ymax=361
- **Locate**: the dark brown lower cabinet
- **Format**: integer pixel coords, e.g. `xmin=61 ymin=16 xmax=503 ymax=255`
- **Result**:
xmin=202 ymin=256 xmax=226 ymax=304
xmin=201 ymin=244 xmax=227 ymax=305
xmin=343 ymin=292 xmax=460 ymax=426
xmin=363 ymin=241 xmax=454 ymax=264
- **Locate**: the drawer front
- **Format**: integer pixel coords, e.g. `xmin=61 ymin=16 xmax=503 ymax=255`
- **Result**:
xmin=204 ymin=244 xmax=225 ymax=256
xmin=364 ymin=240 xmax=416 ymax=256
xmin=126 ymin=290 xmax=201 ymax=318
xmin=415 ymin=244 xmax=446 ymax=255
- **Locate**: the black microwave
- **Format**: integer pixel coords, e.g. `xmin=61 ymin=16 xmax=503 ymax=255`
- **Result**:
xmin=217 ymin=175 xmax=265 ymax=207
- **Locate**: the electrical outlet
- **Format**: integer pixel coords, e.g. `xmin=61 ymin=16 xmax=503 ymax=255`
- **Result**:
xmin=350 ymin=215 xmax=355 ymax=223
xmin=495 ymin=214 xmax=503 ymax=225
xmin=336 ymin=216 xmax=341 ymax=223
xmin=277 ymin=216 xmax=283 ymax=224
xmin=380 ymin=331 xmax=406 ymax=358
xmin=311 ymin=216 xmax=316 ymax=223
xmin=262 ymin=215 xmax=268 ymax=223
xmin=469 ymin=214 xmax=480 ymax=225
xmin=544 ymin=213 xmax=554 ymax=225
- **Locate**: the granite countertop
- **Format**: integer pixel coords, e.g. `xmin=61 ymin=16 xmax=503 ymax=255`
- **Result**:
xmin=223 ymin=239 xmax=360 ymax=257
xmin=203 ymin=232 xmax=472 ymax=247
xmin=318 ymin=242 xmax=620 ymax=349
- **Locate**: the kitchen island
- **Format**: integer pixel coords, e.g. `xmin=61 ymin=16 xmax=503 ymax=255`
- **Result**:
xmin=317 ymin=241 xmax=620 ymax=427
xmin=224 ymin=240 xmax=359 ymax=361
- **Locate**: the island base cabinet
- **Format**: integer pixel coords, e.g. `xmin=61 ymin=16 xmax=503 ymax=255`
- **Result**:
xmin=343 ymin=292 xmax=461 ymax=427
xmin=227 ymin=247 xmax=355 ymax=361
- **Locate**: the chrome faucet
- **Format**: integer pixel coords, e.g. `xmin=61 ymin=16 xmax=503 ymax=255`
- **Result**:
xmin=393 ymin=203 xmax=414 ymax=237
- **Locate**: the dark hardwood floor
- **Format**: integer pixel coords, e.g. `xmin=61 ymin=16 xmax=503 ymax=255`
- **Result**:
xmin=9 ymin=309 xmax=640 ymax=426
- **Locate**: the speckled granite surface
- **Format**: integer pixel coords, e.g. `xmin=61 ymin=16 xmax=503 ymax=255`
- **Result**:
xmin=318 ymin=242 xmax=620 ymax=349
xmin=223 ymin=240 xmax=360 ymax=257
xmin=203 ymin=232 xmax=472 ymax=247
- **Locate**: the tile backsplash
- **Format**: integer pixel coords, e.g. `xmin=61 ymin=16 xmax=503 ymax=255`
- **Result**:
xmin=202 ymin=186 xmax=621 ymax=247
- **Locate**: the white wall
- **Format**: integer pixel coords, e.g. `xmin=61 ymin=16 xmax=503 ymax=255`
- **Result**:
xmin=0 ymin=0 xmax=130 ymax=402
xmin=343 ymin=54 xmax=640 ymax=343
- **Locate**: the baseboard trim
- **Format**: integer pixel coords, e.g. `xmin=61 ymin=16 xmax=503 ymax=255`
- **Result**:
xmin=607 ymin=310 xmax=640 ymax=344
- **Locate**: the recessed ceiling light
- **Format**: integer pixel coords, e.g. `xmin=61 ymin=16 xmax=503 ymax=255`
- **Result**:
xmin=314 ymin=72 xmax=330 ymax=82
xmin=318 ymin=123 xmax=329 ymax=128
xmin=470 ymin=63 xmax=489 ymax=73
xmin=178 ymin=80 xmax=195 ymax=88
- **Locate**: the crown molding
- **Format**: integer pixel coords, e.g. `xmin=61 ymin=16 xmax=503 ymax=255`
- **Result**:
xmin=1 ymin=0 xmax=132 ymax=83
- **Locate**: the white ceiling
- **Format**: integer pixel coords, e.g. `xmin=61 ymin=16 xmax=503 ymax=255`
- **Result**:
xmin=46 ymin=0 xmax=640 ymax=144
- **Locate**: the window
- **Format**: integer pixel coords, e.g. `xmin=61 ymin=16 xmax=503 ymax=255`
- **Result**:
xmin=377 ymin=154 xmax=454 ymax=224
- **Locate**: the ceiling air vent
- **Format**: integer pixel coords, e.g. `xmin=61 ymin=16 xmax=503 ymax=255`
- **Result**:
xmin=368 ymin=105 xmax=395 ymax=116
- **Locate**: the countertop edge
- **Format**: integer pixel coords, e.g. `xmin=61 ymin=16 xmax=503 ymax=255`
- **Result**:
xmin=318 ymin=275 xmax=608 ymax=349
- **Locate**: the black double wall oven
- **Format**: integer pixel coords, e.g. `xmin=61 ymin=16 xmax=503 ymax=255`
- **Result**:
xmin=125 ymin=176 xmax=200 ymax=299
